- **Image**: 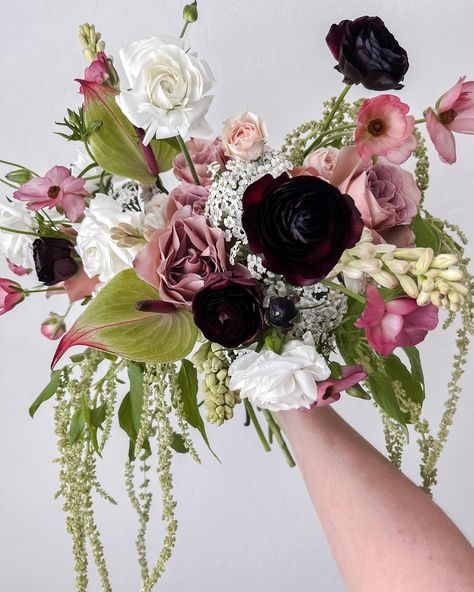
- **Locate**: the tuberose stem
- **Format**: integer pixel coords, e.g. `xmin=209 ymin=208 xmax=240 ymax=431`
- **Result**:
xmin=320 ymin=279 xmax=366 ymax=304
xmin=176 ymin=134 xmax=201 ymax=185
xmin=244 ymin=399 xmax=271 ymax=452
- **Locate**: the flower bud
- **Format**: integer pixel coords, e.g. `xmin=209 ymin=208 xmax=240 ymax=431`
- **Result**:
xmin=430 ymin=290 xmax=443 ymax=308
xmin=5 ymin=168 xmax=33 ymax=184
xmin=416 ymin=291 xmax=431 ymax=307
xmin=183 ymin=1 xmax=198 ymax=23
xmin=265 ymin=297 xmax=298 ymax=328
xmin=394 ymin=248 xmax=427 ymax=261
xmin=431 ymin=254 xmax=459 ymax=269
xmin=397 ymin=274 xmax=419 ymax=298
xmin=415 ymin=248 xmax=434 ymax=275
xmin=41 ymin=312 xmax=66 ymax=341
xmin=449 ymin=282 xmax=469 ymax=296
xmin=371 ymin=270 xmax=399 ymax=289
xmin=437 ymin=268 xmax=464 ymax=282
xmin=348 ymin=259 xmax=382 ymax=274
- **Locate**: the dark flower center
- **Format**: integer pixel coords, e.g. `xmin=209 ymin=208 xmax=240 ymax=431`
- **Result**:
xmin=368 ymin=118 xmax=385 ymax=136
xmin=438 ymin=109 xmax=457 ymax=125
xmin=48 ymin=185 xmax=61 ymax=199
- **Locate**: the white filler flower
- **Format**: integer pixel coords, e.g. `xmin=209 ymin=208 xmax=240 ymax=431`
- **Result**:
xmin=0 ymin=200 xmax=36 ymax=268
xmin=228 ymin=333 xmax=331 ymax=411
xmin=117 ymin=36 xmax=215 ymax=144
xmin=76 ymin=194 xmax=144 ymax=284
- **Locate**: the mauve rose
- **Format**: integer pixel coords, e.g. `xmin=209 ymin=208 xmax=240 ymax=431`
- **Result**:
xmin=173 ymin=138 xmax=227 ymax=188
xmin=221 ymin=111 xmax=268 ymax=161
xmin=302 ymin=147 xmax=340 ymax=181
xmin=134 ymin=206 xmax=228 ymax=307
xmin=165 ymin=183 xmax=210 ymax=220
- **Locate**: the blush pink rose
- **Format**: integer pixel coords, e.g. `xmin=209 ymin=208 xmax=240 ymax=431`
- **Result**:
xmin=13 ymin=166 xmax=89 ymax=222
xmin=426 ymin=76 xmax=474 ymax=165
xmin=0 ymin=278 xmax=24 ymax=315
xmin=355 ymin=95 xmax=416 ymax=164
xmin=134 ymin=206 xmax=228 ymax=308
xmin=221 ymin=111 xmax=268 ymax=161
xmin=355 ymin=285 xmax=438 ymax=356
xmin=165 ymin=183 xmax=210 ymax=219
xmin=314 ymin=364 xmax=367 ymax=407
xmin=302 ymin=147 xmax=340 ymax=181
xmin=173 ymin=138 xmax=227 ymax=188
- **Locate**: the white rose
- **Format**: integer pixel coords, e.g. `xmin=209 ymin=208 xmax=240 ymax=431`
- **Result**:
xmin=144 ymin=192 xmax=169 ymax=233
xmin=228 ymin=333 xmax=330 ymax=411
xmin=76 ymin=194 xmax=144 ymax=283
xmin=117 ymin=36 xmax=215 ymax=144
xmin=0 ymin=200 xmax=36 ymax=268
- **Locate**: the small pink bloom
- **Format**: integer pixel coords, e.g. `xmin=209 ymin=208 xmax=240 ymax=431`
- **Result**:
xmin=165 ymin=183 xmax=210 ymax=220
xmin=302 ymin=147 xmax=340 ymax=181
xmin=41 ymin=312 xmax=66 ymax=341
xmin=221 ymin=111 xmax=268 ymax=161
xmin=315 ymin=364 xmax=367 ymax=407
xmin=7 ymin=258 xmax=31 ymax=276
xmin=134 ymin=207 xmax=228 ymax=308
xmin=355 ymin=95 xmax=416 ymax=164
xmin=173 ymin=139 xmax=227 ymax=188
xmin=426 ymin=77 xmax=474 ymax=164
xmin=13 ymin=166 xmax=89 ymax=222
xmin=84 ymin=51 xmax=109 ymax=84
xmin=0 ymin=278 xmax=24 ymax=315
xmin=355 ymin=285 xmax=438 ymax=356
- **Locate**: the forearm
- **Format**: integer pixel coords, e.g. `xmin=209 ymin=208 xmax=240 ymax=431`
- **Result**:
xmin=277 ymin=407 xmax=474 ymax=592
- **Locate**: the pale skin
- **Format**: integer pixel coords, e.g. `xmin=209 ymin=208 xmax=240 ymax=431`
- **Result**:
xmin=277 ymin=406 xmax=474 ymax=592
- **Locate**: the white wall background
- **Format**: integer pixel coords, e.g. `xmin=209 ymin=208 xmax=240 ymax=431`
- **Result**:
xmin=0 ymin=0 xmax=473 ymax=590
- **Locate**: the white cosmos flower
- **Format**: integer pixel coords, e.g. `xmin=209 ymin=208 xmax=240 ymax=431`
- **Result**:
xmin=116 ymin=36 xmax=215 ymax=144
xmin=0 ymin=199 xmax=36 ymax=268
xmin=228 ymin=333 xmax=331 ymax=411
xmin=76 ymin=194 xmax=144 ymax=284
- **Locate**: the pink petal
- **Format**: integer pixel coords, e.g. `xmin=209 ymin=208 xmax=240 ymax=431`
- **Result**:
xmin=385 ymin=297 xmax=419 ymax=316
xmin=426 ymin=109 xmax=457 ymax=164
xmin=385 ymin=133 xmax=417 ymax=165
xmin=448 ymin=117 xmax=474 ymax=134
xmin=133 ymin=231 xmax=163 ymax=291
xmin=366 ymin=322 xmax=399 ymax=357
xmin=355 ymin=285 xmax=386 ymax=328
xmin=61 ymin=194 xmax=86 ymax=222
xmin=46 ymin=166 xmax=72 ymax=185
xmin=317 ymin=364 xmax=367 ymax=405
xmin=438 ymin=77 xmax=465 ymax=112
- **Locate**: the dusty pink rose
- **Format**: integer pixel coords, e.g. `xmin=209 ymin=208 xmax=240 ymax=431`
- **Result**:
xmin=221 ymin=111 xmax=268 ymax=161
xmin=173 ymin=138 xmax=227 ymax=188
xmin=355 ymin=95 xmax=416 ymax=164
xmin=0 ymin=278 xmax=24 ymax=315
xmin=302 ymin=147 xmax=340 ymax=181
xmin=7 ymin=259 xmax=31 ymax=276
xmin=314 ymin=364 xmax=367 ymax=407
xmin=41 ymin=312 xmax=66 ymax=341
xmin=426 ymin=76 xmax=474 ymax=165
xmin=13 ymin=166 xmax=89 ymax=222
xmin=355 ymin=285 xmax=438 ymax=356
xmin=134 ymin=206 xmax=228 ymax=307
xmin=165 ymin=183 xmax=210 ymax=219
xmin=84 ymin=51 xmax=109 ymax=84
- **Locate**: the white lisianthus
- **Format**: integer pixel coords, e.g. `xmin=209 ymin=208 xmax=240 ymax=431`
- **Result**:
xmin=116 ymin=36 xmax=215 ymax=144
xmin=0 ymin=200 xmax=36 ymax=268
xmin=228 ymin=333 xmax=331 ymax=411
xmin=76 ymin=194 xmax=144 ymax=283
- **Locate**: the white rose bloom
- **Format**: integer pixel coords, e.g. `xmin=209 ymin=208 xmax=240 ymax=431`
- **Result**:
xmin=0 ymin=200 xmax=36 ymax=268
xmin=116 ymin=36 xmax=215 ymax=144
xmin=228 ymin=333 xmax=331 ymax=411
xmin=76 ymin=194 xmax=144 ymax=283
xmin=144 ymin=192 xmax=169 ymax=231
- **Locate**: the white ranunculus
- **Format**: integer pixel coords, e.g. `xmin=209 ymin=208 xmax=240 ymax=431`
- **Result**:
xmin=0 ymin=200 xmax=36 ymax=268
xmin=228 ymin=333 xmax=331 ymax=411
xmin=76 ymin=194 xmax=144 ymax=284
xmin=116 ymin=36 xmax=215 ymax=144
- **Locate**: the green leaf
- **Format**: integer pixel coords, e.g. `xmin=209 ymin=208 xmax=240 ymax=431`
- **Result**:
xmin=150 ymin=137 xmax=180 ymax=173
xmin=53 ymin=269 xmax=198 ymax=366
xmin=128 ymin=362 xmax=145 ymax=433
xmin=118 ymin=391 xmax=151 ymax=461
xmin=367 ymin=373 xmax=408 ymax=425
xmin=170 ymin=432 xmax=188 ymax=454
xmin=411 ymin=215 xmax=441 ymax=252
xmin=385 ymin=353 xmax=424 ymax=405
xmin=68 ymin=409 xmax=85 ymax=444
xmin=403 ymin=346 xmax=425 ymax=395
xmin=29 ymin=370 xmax=62 ymax=418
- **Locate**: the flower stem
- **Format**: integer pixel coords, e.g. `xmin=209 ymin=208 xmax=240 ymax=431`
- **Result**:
xmin=320 ymin=279 xmax=366 ymax=304
xmin=176 ymin=134 xmax=201 ymax=186
xmin=0 ymin=159 xmax=39 ymax=177
xmin=0 ymin=177 xmax=18 ymax=189
xmin=179 ymin=22 xmax=190 ymax=38
xmin=0 ymin=225 xmax=38 ymax=237
xmin=78 ymin=161 xmax=99 ymax=179
xmin=304 ymin=84 xmax=352 ymax=157
xmin=244 ymin=399 xmax=271 ymax=452
xmin=24 ymin=287 xmax=66 ymax=294
xmin=415 ymin=118 xmax=426 ymax=125
xmin=261 ymin=409 xmax=295 ymax=467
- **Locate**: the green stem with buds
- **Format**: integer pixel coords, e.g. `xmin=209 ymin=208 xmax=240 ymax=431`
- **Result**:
xmin=176 ymin=134 xmax=201 ymax=185
xmin=320 ymin=279 xmax=366 ymax=304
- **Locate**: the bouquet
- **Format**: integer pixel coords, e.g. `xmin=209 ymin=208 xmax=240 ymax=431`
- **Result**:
xmin=1 ymin=5 xmax=473 ymax=590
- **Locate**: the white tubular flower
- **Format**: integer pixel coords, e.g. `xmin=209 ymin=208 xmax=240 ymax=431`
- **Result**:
xmin=116 ymin=36 xmax=215 ymax=144
xmin=76 ymin=194 xmax=144 ymax=283
xmin=0 ymin=200 xmax=36 ymax=268
xmin=228 ymin=333 xmax=330 ymax=411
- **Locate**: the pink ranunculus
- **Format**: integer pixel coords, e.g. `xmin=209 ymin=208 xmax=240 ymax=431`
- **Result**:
xmin=13 ymin=166 xmax=89 ymax=222
xmin=314 ymin=364 xmax=368 ymax=407
xmin=355 ymin=95 xmax=416 ymax=164
xmin=221 ymin=111 xmax=268 ymax=161
xmin=7 ymin=259 xmax=31 ymax=276
xmin=426 ymin=77 xmax=474 ymax=165
xmin=302 ymin=147 xmax=340 ymax=181
xmin=84 ymin=51 xmax=109 ymax=84
xmin=165 ymin=183 xmax=210 ymax=220
xmin=0 ymin=278 xmax=24 ymax=315
xmin=355 ymin=285 xmax=439 ymax=356
xmin=173 ymin=138 xmax=227 ymax=188
xmin=41 ymin=312 xmax=66 ymax=341
xmin=134 ymin=206 xmax=228 ymax=308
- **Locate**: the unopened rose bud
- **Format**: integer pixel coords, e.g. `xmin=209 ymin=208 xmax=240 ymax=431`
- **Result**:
xmin=183 ymin=1 xmax=198 ymax=23
xmin=41 ymin=313 xmax=66 ymax=341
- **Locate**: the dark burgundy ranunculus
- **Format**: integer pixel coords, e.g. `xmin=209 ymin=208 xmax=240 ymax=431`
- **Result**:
xmin=192 ymin=272 xmax=265 ymax=348
xmin=326 ymin=16 xmax=409 ymax=91
xmin=33 ymin=237 xmax=79 ymax=286
xmin=241 ymin=173 xmax=363 ymax=286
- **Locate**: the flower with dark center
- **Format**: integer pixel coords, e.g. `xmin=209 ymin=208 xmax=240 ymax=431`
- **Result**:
xmin=33 ymin=237 xmax=79 ymax=286
xmin=265 ymin=297 xmax=299 ymax=328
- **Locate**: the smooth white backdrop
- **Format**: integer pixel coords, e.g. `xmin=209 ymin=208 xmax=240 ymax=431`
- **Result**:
xmin=1 ymin=1 xmax=473 ymax=590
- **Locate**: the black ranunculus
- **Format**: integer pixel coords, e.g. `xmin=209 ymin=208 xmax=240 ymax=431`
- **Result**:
xmin=192 ymin=272 xmax=265 ymax=348
xmin=242 ymin=173 xmax=363 ymax=286
xmin=33 ymin=237 xmax=79 ymax=286
xmin=265 ymin=297 xmax=299 ymax=329
xmin=326 ymin=16 xmax=409 ymax=91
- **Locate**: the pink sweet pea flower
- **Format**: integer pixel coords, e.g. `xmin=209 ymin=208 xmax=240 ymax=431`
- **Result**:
xmin=426 ymin=77 xmax=474 ymax=164
xmin=355 ymin=95 xmax=416 ymax=164
xmin=355 ymin=285 xmax=438 ymax=356
xmin=315 ymin=364 xmax=367 ymax=407
xmin=84 ymin=51 xmax=109 ymax=84
xmin=13 ymin=166 xmax=89 ymax=222
xmin=0 ymin=278 xmax=24 ymax=315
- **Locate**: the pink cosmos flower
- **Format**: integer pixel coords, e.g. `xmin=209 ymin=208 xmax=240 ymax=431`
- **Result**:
xmin=84 ymin=51 xmax=109 ymax=84
xmin=13 ymin=166 xmax=89 ymax=222
xmin=426 ymin=77 xmax=474 ymax=164
xmin=355 ymin=285 xmax=438 ymax=356
xmin=0 ymin=278 xmax=24 ymax=315
xmin=165 ymin=183 xmax=210 ymax=219
xmin=173 ymin=139 xmax=227 ymax=188
xmin=355 ymin=95 xmax=416 ymax=164
xmin=314 ymin=364 xmax=367 ymax=407
xmin=7 ymin=259 xmax=31 ymax=276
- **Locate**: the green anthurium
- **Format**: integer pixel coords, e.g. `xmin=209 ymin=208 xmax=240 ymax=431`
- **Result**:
xmin=52 ymin=269 xmax=198 ymax=367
